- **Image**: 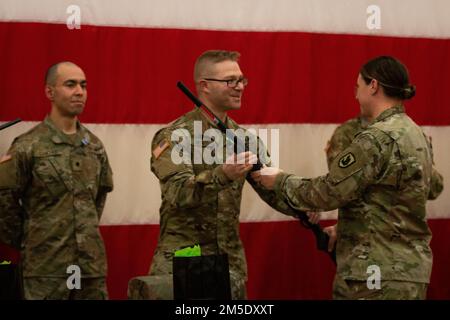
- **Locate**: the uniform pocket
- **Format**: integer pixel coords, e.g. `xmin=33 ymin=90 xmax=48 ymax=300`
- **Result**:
xmin=77 ymin=148 xmax=103 ymax=199
xmin=34 ymin=151 xmax=68 ymax=198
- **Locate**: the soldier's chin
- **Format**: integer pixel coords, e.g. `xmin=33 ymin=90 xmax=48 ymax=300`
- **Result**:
xmin=228 ymin=103 xmax=241 ymax=110
xmin=68 ymin=107 xmax=84 ymax=117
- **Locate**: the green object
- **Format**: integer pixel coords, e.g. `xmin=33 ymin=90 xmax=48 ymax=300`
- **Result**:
xmin=174 ymin=244 xmax=201 ymax=257
xmin=0 ymin=260 xmax=12 ymax=265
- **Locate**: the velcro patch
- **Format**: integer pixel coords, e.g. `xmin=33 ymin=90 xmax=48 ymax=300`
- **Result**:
xmin=338 ymin=152 xmax=356 ymax=168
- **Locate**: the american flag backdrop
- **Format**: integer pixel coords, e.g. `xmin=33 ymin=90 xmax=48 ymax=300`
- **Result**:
xmin=0 ymin=0 xmax=449 ymax=299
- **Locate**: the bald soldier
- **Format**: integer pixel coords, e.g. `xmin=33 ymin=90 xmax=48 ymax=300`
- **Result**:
xmin=146 ymin=50 xmax=298 ymax=299
xmin=253 ymin=56 xmax=444 ymax=299
xmin=0 ymin=62 xmax=113 ymax=299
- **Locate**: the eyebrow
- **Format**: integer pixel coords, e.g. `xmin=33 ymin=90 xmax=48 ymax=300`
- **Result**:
xmin=63 ymin=79 xmax=87 ymax=85
xmin=223 ymin=75 xmax=245 ymax=79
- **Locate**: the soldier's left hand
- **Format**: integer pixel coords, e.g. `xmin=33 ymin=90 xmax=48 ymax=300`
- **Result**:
xmin=250 ymin=167 xmax=282 ymax=190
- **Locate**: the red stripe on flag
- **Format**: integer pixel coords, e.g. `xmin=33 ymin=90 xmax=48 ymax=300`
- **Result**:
xmin=97 ymin=220 xmax=450 ymax=299
xmin=2 ymin=220 xmax=449 ymax=299
xmin=0 ymin=22 xmax=449 ymax=125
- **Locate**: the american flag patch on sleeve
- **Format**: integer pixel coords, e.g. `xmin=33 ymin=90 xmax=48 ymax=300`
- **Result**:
xmin=152 ymin=139 xmax=170 ymax=160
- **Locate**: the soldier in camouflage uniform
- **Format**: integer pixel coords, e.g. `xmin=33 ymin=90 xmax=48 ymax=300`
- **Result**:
xmin=253 ymin=56 xmax=444 ymax=299
xmin=325 ymin=116 xmax=369 ymax=169
xmin=326 ymin=116 xmax=443 ymax=201
xmin=0 ymin=62 xmax=113 ymax=299
xmin=326 ymin=116 xmax=443 ymax=192
xmin=146 ymin=50 xmax=297 ymax=300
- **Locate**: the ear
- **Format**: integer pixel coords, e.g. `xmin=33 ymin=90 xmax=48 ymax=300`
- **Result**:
xmin=45 ymin=85 xmax=54 ymax=101
xmin=370 ymin=79 xmax=379 ymax=95
xmin=198 ymin=80 xmax=209 ymax=93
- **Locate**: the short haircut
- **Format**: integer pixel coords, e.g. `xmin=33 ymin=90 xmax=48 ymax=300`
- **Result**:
xmin=194 ymin=50 xmax=241 ymax=82
xmin=45 ymin=61 xmax=79 ymax=85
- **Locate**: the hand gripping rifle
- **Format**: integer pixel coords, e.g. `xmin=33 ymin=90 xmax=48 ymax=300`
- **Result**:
xmin=177 ymin=82 xmax=336 ymax=264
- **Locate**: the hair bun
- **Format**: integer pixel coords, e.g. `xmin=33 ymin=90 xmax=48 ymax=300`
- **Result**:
xmin=403 ymin=84 xmax=416 ymax=100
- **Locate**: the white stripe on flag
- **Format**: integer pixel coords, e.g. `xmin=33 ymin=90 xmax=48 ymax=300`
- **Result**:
xmin=1 ymin=121 xmax=448 ymax=224
xmin=1 ymin=0 xmax=450 ymax=38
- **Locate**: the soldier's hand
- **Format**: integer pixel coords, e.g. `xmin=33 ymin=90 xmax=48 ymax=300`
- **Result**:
xmin=306 ymin=212 xmax=321 ymax=224
xmin=222 ymin=152 xmax=257 ymax=181
xmin=250 ymin=167 xmax=282 ymax=190
xmin=323 ymin=224 xmax=337 ymax=252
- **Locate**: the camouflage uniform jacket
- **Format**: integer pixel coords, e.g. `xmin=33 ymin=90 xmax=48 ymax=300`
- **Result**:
xmin=0 ymin=116 xmax=113 ymax=277
xmin=326 ymin=116 xmax=369 ymax=168
xmin=327 ymin=116 xmax=443 ymax=199
xmin=274 ymin=105 xmax=443 ymax=283
xmin=150 ymin=108 xmax=296 ymax=282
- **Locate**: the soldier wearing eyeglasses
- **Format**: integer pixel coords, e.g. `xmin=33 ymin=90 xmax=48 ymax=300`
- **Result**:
xmin=139 ymin=50 xmax=299 ymax=300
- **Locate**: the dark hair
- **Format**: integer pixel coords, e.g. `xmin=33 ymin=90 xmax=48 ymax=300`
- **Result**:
xmin=360 ymin=56 xmax=416 ymax=100
xmin=45 ymin=61 xmax=78 ymax=85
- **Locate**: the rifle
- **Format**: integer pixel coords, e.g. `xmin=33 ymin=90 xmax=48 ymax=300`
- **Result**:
xmin=0 ymin=118 xmax=21 ymax=131
xmin=177 ymin=81 xmax=262 ymax=171
xmin=177 ymin=82 xmax=336 ymax=264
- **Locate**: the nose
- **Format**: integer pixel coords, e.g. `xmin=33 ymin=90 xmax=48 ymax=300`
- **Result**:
xmin=74 ymin=84 xmax=84 ymax=95
xmin=234 ymin=81 xmax=245 ymax=91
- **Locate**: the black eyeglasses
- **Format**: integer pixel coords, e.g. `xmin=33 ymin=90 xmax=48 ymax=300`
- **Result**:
xmin=203 ymin=77 xmax=248 ymax=88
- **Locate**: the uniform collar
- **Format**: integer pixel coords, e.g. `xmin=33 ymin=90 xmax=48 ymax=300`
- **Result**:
xmin=373 ymin=105 xmax=405 ymax=124
xmin=44 ymin=116 xmax=90 ymax=147
xmin=193 ymin=107 xmax=239 ymax=130
xmin=359 ymin=116 xmax=370 ymax=129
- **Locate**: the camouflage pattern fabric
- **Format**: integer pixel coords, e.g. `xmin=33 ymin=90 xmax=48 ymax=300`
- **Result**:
xmin=326 ymin=116 xmax=369 ymax=169
xmin=274 ymin=105 xmax=443 ymax=294
xmin=149 ymin=108 xmax=296 ymax=300
xmin=0 ymin=116 xmax=113 ymax=298
xmin=332 ymin=274 xmax=427 ymax=300
xmin=23 ymin=277 xmax=108 ymax=300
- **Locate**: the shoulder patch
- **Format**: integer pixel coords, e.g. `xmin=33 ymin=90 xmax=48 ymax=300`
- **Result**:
xmin=152 ymin=139 xmax=171 ymax=160
xmin=338 ymin=152 xmax=356 ymax=168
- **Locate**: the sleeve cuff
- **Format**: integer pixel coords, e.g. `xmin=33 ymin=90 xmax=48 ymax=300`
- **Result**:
xmin=213 ymin=165 xmax=233 ymax=186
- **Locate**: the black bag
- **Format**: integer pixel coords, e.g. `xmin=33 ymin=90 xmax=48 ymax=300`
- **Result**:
xmin=0 ymin=264 xmax=22 ymax=300
xmin=172 ymin=254 xmax=231 ymax=300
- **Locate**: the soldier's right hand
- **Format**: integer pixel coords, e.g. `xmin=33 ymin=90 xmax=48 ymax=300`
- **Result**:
xmin=323 ymin=224 xmax=337 ymax=252
xmin=306 ymin=212 xmax=321 ymax=224
xmin=222 ymin=152 xmax=257 ymax=181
